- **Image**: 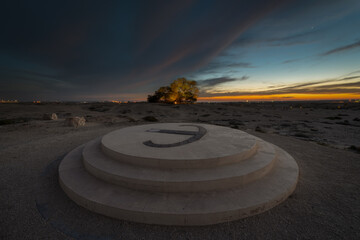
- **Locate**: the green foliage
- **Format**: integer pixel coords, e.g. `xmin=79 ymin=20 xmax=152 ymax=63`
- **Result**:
xmin=148 ymin=78 xmax=199 ymax=104
xmin=147 ymin=86 xmax=172 ymax=103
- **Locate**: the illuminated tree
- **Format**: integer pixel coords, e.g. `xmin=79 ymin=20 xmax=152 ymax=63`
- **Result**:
xmin=147 ymin=86 xmax=171 ymax=103
xmin=147 ymin=78 xmax=199 ymax=104
xmin=170 ymin=78 xmax=198 ymax=104
xmin=157 ymin=86 xmax=172 ymax=102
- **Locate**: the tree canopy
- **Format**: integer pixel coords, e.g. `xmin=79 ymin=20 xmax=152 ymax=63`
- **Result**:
xmin=147 ymin=78 xmax=199 ymax=104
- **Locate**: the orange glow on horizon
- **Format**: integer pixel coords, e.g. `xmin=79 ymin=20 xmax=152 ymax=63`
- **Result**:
xmin=198 ymin=93 xmax=360 ymax=101
xmin=110 ymin=100 xmax=122 ymax=104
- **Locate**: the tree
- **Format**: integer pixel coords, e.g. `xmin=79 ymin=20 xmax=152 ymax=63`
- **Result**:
xmin=147 ymin=94 xmax=160 ymax=103
xmin=147 ymin=86 xmax=172 ymax=103
xmin=170 ymin=78 xmax=198 ymax=104
xmin=147 ymin=78 xmax=199 ymax=104
xmin=156 ymin=86 xmax=172 ymax=102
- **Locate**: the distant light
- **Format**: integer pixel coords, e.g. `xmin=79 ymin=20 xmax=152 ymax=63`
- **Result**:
xmin=110 ymin=100 xmax=122 ymax=104
xmin=0 ymin=99 xmax=18 ymax=103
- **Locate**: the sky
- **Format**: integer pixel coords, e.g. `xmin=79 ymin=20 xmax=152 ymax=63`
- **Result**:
xmin=1 ymin=0 xmax=360 ymax=102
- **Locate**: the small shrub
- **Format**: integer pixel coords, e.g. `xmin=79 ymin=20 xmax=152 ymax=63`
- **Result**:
xmin=294 ymin=132 xmax=310 ymax=138
xmin=349 ymin=145 xmax=360 ymax=153
xmin=127 ymin=117 xmax=136 ymax=122
xmin=325 ymin=116 xmax=342 ymax=120
xmin=89 ymin=106 xmax=110 ymax=112
xmin=255 ymin=126 xmax=266 ymax=133
xmin=317 ymin=142 xmax=329 ymax=146
xmin=121 ymin=109 xmax=131 ymax=114
xmin=335 ymin=120 xmax=350 ymax=125
xmin=0 ymin=118 xmax=30 ymax=125
xmin=229 ymin=120 xmax=244 ymax=126
xmin=142 ymin=116 xmax=158 ymax=122
xmin=0 ymin=119 xmax=16 ymax=125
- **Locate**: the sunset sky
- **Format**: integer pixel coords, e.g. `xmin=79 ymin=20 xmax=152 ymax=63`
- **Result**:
xmin=1 ymin=0 xmax=360 ymax=101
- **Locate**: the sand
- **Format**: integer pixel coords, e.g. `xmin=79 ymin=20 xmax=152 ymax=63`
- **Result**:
xmin=0 ymin=102 xmax=359 ymax=239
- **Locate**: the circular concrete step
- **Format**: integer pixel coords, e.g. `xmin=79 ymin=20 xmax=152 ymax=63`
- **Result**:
xmin=83 ymin=138 xmax=277 ymax=192
xmin=59 ymin=143 xmax=298 ymax=226
xmin=101 ymin=123 xmax=258 ymax=168
xmin=59 ymin=123 xmax=299 ymax=226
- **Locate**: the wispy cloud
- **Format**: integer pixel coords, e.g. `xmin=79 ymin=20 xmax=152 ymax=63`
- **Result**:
xmin=1 ymin=0 xmax=288 ymax=100
xmin=198 ymin=76 xmax=249 ymax=88
xmin=0 ymin=67 xmax=58 ymax=80
xmin=202 ymin=62 xmax=254 ymax=72
xmin=321 ymin=40 xmax=360 ymax=56
xmin=226 ymin=63 xmax=254 ymax=68
xmin=187 ymin=61 xmax=254 ymax=79
xmin=282 ymin=59 xmax=299 ymax=64
xmin=232 ymin=28 xmax=320 ymax=48
xmin=266 ymin=29 xmax=320 ymax=46
xmin=201 ymin=73 xmax=360 ymax=97
xmin=0 ymin=66 xmax=79 ymax=100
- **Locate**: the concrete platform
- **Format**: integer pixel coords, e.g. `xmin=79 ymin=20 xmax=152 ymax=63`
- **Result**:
xmin=83 ymin=138 xmax=277 ymax=192
xmin=101 ymin=123 xmax=258 ymax=168
xmin=59 ymin=123 xmax=299 ymax=225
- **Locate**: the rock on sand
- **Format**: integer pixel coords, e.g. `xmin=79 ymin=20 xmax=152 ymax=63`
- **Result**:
xmin=65 ymin=117 xmax=86 ymax=127
xmin=43 ymin=113 xmax=58 ymax=120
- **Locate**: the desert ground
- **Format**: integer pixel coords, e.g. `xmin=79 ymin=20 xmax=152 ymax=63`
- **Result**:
xmin=1 ymin=101 xmax=359 ymax=239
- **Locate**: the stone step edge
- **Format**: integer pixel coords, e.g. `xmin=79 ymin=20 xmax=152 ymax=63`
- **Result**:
xmin=59 ymin=144 xmax=299 ymax=226
xmin=100 ymin=138 xmax=259 ymax=169
xmin=82 ymin=138 xmax=278 ymax=192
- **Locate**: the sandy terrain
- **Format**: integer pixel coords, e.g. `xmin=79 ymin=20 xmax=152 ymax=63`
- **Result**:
xmin=0 ymin=102 xmax=359 ymax=239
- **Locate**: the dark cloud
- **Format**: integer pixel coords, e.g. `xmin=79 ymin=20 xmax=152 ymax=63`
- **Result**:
xmin=342 ymin=75 xmax=360 ymax=80
xmin=1 ymin=0 xmax=359 ymax=101
xmin=0 ymin=0 xmax=288 ymax=100
xmin=201 ymin=74 xmax=360 ymax=97
xmin=271 ymin=81 xmax=360 ymax=95
xmin=198 ymin=76 xmax=249 ymax=88
xmin=267 ymin=84 xmax=287 ymax=89
xmin=259 ymin=75 xmax=360 ymax=95
xmin=321 ymin=40 xmax=360 ymax=56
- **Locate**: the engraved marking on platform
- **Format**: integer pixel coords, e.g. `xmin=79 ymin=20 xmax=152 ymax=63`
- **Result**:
xmin=143 ymin=125 xmax=207 ymax=148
